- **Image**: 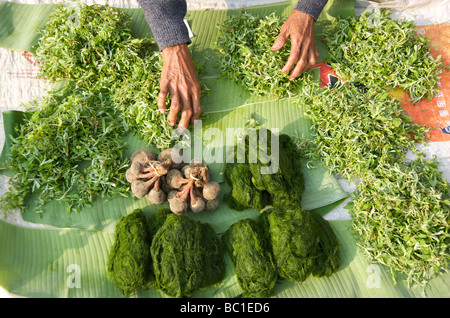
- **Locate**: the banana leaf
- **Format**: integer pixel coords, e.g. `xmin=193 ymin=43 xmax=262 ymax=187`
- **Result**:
xmin=2 ymin=0 xmax=446 ymax=299
xmin=1 ymin=217 xmax=448 ymax=298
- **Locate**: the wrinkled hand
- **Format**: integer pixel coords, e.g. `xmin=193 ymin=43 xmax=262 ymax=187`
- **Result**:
xmin=271 ymin=10 xmax=319 ymax=81
xmin=158 ymin=43 xmax=201 ymax=130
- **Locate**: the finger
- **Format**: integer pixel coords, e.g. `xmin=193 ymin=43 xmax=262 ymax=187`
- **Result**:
xmin=289 ymin=45 xmax=309 ymax=80
xmin=157 ymin=83 xmax=168 ymax=113
xmin=310 ymin=37 xmax=320 ymax=64
xmin=290 ymin=48 xmax=318 ymax=80
xmin=191 ymin=85 xmax=202 ymax=124
xmin=310 ymin=51 xmax=320 ymax=69
xmin=167 ymin=93 xmax=181 ymax=127
xmin=178 ymin=93 xmax=193 ymax=130
xmin=314 ymin=46 xmax=320 ymax=58
xmin=308 ymin=49 xmax=318 ymax=69
xmin=271 ymin=31 xmax=288 ymax=51
xmin=282 ymin=43 xmax=300 ymax=73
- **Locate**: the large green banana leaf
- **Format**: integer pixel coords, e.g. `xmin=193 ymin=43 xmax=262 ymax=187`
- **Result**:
xmin=1 ymin=217 xmax=448 ymax=298
xmin=0 ymin=0 xmax=448 ymax=298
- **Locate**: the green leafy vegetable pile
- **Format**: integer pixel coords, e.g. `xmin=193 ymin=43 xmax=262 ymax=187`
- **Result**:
xmin=299 ymin=79 xmax=449 ymax=288
xmin=305 ymin=9 xmax=449 ymax=288
xmin=217 ymin=12 xmax=314 ymax=97
xmin=302 ymin=82 xmax=429 ymax=182
xmin=1 ymin=84 xmax=130 ymax=213
xmin=107 ymin=209 xmax=225 ymax=297
xmin=347 ymin=156 xmax=450 ymax=287
xmin=34 ymin=2 xmax=173 ymax=147
xmin=322 ymin=9 xmax=447 ymax=103
xmin=1 ymin=3 xmax=181 ymax=213
xmin=35 ymin=3 xmax=133 ymax=85
xmin=300 ymin=10 xmax=450 ymax=282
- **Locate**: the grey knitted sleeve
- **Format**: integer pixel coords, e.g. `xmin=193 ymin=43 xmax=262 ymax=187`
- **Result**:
xmin=294 ymin=0 xmax=329 ymax=21
xmin=136 ymin=0 xmax=191 ymax=50
xmin=137 ymin=0 xmax=328 ymax=51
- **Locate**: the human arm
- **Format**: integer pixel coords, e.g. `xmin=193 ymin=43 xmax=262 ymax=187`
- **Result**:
xmin=137 ymin=0 xmax=201 ymax=129
xmin=271 ymin=0 xmax=328 ymax=80
xmin=294 ymin=0 xmax=329 ymax=21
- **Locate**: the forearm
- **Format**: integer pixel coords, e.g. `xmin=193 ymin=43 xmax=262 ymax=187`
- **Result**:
xmin=137 ymin=0 xmax=190 ymax=50
xmin=294 ymin=0 xmax=328 ymax=21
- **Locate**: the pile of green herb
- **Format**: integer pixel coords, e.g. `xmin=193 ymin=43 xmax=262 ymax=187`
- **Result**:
xmin=109 ymin=42 xmax=175 ymax=149
xmin=217 ymin=12 xmax=314 ymax=97
xmin=222 ymin=218 xmax=277 ymax=297
xmin=35 ymin=3 xmax=133 ymax=85
xmin=107 ymin=209 xmax=153 ymax=296
xmin=224 ymin=130 xmax=305 ymax=211
xmin=151 ymin=214 xmax=226 ymax=298
xmin=34 ymin=3 xmax=174 ymax=147
xmin=322 ymin=9 xmax=447 ymax=103
xmin=347 ymin=156 xmax=449 ymax=287
xmin=260 ymin=207 xmax=341 ymax=282
xmin=1 ymin=84 xmax=129 ymax=213
xmin=299 ymin=71 xmax=449 ymax=288
xmin=301 ymin=81 xmax=429 ymax=182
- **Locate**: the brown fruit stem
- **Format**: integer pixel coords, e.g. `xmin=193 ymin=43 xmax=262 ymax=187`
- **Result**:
xmin=153 ymin=177 xmax=161 ymax=191
xmin=144 ymin=175 xmax=160 ymax=189
xmin=136 ymin=171 xmax=156 ymax=179
xmin=176 ymin=179 xmax=194 ymax=202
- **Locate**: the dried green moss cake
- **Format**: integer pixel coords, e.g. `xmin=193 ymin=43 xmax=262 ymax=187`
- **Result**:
xmin=107 ymin=209 xmax=153 ymax=296
xmin=222 ymin=218 xmax=277 ymax=297
xmin=224 ymin=130 xmax=304 ymax=211
xmin=224 ymin=162 xmax=271 ymax=211
xmin=249 ymin=133 xmax=305 ymax=209
xmin=150 ymin=214 xmax=226 ymax=297
xmin=261 ymin=207 xmax=341 ymax=282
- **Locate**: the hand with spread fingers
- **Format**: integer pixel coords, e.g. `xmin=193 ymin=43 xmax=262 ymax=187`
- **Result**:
xmin=271 ymin=10 xmax=320 ymax=81
xmin=138 ymin=0 xmax=328 ymax=128
xmin=158 ymin=43 xmax=202 ymax=130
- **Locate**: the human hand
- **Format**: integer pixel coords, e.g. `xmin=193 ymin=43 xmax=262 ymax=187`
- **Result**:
xmin=158 ymin=43 xmax=201 ymax=130
xmin=271 ymin=10 xmax=319 ymax=81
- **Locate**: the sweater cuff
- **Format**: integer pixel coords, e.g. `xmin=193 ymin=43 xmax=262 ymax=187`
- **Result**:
xmin=137 ymin=0 xmax=191 ymax=51
xmin=294 ymin=0 xmax=328 ymax=21
xmin=152 ymin=19 xmax=191 ymax=51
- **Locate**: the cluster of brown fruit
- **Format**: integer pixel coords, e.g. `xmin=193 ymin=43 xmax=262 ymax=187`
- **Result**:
xmin=126 ymin=148 xmax=221 ymax=214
